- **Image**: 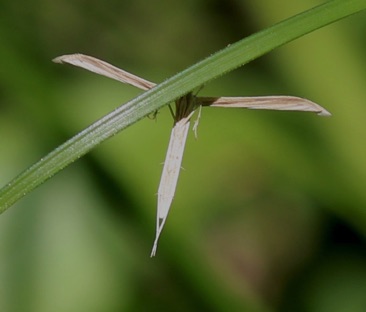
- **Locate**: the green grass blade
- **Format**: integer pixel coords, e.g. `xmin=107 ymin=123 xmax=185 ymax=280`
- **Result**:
xmin=1 ymin=0 xmax=365 ymax=212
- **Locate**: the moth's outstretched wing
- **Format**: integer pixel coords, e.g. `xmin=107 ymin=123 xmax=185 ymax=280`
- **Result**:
xmin=151 ymin=118 xmax=191 ymax=257
xmin=199 ymin=96 xmax=331 ymax=116
xmin=53 ymin=54 xmax=156 ymax=91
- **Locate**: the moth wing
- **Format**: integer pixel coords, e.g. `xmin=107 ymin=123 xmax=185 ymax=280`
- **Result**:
xmin=199 ymin=96 xmax=331 ymax=116
xmin=53 ymin=54 xmax=156 ymax=91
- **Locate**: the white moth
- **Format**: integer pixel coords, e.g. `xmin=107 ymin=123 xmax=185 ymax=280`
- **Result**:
xmin=53 ymin=54 xmax=331 ymax=256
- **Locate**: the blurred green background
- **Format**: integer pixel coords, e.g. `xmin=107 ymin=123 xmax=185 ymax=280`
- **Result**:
xmin=1 ymin=0 xmax=366 ymax=311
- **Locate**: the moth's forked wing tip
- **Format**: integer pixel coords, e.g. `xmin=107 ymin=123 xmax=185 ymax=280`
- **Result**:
xmin=150 ymin=247 xmax=156 ymax=258
xmin=52 ymin=54 xmax=71 ymax=64
xmin=52 ymin=56 xmax=62 ymax=64
xmin=316 ymin=107 xmax=332 ymax=117
xmin=52 ymin=53 xmax=84 ymax=65
xmin=302 ymin=98 xmax=331 ymax=117
xmin=150 ymin=234 xmax=160 ymax=258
